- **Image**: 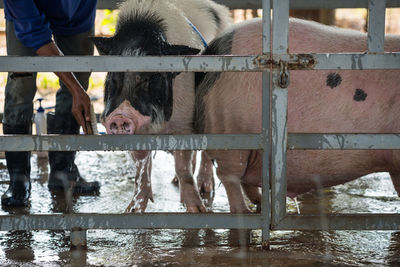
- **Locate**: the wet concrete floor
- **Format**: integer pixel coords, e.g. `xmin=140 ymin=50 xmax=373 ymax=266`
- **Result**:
xmin=0 ymin=149 xmax=400 ymax=266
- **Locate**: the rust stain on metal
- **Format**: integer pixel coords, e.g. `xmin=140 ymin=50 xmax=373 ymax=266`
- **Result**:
xmin=254 ymin=54 xmax=316 ymax=70
xmin=254 ymin=54 xmax=273 ymax=70
xmin=288 ymin=54 xmax=316 ymax=70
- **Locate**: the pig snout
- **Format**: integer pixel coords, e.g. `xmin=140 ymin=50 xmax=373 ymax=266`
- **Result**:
xmin=105 ymin=115 xmax=136 ymax=134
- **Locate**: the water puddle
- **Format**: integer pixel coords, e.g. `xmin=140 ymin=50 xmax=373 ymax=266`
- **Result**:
xmin=0 ymin=151 xmax=399 ymax=266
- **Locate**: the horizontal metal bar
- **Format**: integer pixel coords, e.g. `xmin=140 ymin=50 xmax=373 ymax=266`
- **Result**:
xmin=272 ymin=53 xmax=400 ymax=70
xmin=67 ymin=0 xmax=400 ymax=10
xmin=0 ymin=134 xmax=263 ymax=151
xmin=287 ymin=0 xmax=400 ymax=9
xmin=0 ymin=114 xmax=100 ymax=122
xmin=0 ymin=53 xmax=398 ymax=73
xmin=275 ymin=214 xmax=400 ymax=230
xmin=288 ymin=133 xmax=400 ymax=150
xmin=96 ymin=0 xmax=120 ymax=9
xmin=0 ymin=56 xmax=260 ymax=72
xmin=0 ymin=213 xmax=263 ymax=231
xmin=304 ymin=53 xmax=400 ymax=70
xmin=0 ymin=0 xmax=399 ymax=10
xmin=96 ymin=0 xmax=266 ymax=10
xmin=1 ymin=212 xmax=399 ymax=231
xmin=2 ymin=133 xmax=400 ymax=151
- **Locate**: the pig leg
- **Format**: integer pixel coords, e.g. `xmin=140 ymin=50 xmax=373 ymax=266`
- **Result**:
xmin=172 ymin=151 xmax=214 ymax=194
xmin=197 ymin=152 xmax=215 ymax=194
xmin=125 ymin=151 xmax=154 ymax=213
xmin=174 ymin=151 xmax=207 ymax=212
xmin=389 ymin=171 xmax=400 ymax=197
xmin=171 ymin=152 xmax=196 ymax=185
xmin=241 ymin=183 xmax=261 ymax=212
xmin=212 ymin=151 xmax=251 ymax=213
xmin=171 ymin=174 xmax=178 ymax=185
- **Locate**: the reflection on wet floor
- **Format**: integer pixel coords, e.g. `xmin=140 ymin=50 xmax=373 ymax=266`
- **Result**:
xmin=0 ymin=151 xmax=399 ymax=266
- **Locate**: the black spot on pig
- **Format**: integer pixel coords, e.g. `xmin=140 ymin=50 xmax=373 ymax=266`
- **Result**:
xmin=326 ymin=73 xmax=342 ymax=88
xmin=353 ymin=88 xmax=367 ymax=101
xmin=194 ymin=30 xmax=235 ymax=133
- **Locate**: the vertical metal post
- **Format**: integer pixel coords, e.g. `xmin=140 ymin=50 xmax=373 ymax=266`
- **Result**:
xmin=367 ymin=0 xmax=386 ymax=53
xmin=271 ymin=0 xmax=289 ymax=227
xmin=261 ymin=0 xmax=271 ymax=249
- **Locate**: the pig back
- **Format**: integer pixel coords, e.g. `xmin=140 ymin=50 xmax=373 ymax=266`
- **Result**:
xmin=198 ymin=18 xmax=400 ymax=135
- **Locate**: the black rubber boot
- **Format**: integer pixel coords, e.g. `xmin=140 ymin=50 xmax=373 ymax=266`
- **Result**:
xmin=47 ymin=112 xmax=100 ymax=194
xmin=1 ymin=123 xmax=31 ymax=207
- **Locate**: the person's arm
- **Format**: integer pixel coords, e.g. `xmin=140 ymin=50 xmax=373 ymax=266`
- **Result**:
xmin=36 ymin=42 xmax=91 ymax=133
xmin=4 ymin=0 xmax=92 ymax=133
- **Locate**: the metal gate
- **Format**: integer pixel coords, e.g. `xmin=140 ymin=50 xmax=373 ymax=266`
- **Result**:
xmin=0 ymin=0 xmax=399 ymax=248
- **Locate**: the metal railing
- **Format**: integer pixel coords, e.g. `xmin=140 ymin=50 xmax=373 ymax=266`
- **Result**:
xmin=0 ymin=0 xmax=399 ymax=248
xmin=269 ymin=0 xmax=400 ymax=235
xmin=2 ymin=0 xmax=400 ymax=9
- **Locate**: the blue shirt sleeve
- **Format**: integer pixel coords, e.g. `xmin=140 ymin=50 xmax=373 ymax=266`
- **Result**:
xmin=4 ymin=0 xmax=53 ymax=51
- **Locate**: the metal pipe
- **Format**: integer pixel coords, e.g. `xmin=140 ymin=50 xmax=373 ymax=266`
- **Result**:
xmin=261 ymin=0 xmax=272 ymax=250
xmin=0 ymin=53 xmax=398 ymax=72
xmin=0 ymin=134 xmax=263 ymax=151
xmin=275 ymin=214 xmax=400 ymax=230
xmin=271 ymin=0 xmax=289 ymax=228
xmin=367 ymin=0 xmax=387 ymax=53
xmin=289 ymin=133 xmax=400 ymax=150
xmin=0 ymin=213 xmax=263 ymax=231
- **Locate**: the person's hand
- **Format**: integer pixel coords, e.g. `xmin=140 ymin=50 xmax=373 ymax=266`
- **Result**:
xmin=70 ymin=85 xmax=91 ymax=134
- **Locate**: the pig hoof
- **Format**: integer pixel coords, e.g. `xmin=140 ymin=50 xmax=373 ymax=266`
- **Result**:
xmin=394 ymin=186 xmax=400 ymax=197
xmin=198 ymin=181 xmax=214 ymax=194
xmin=197 ymin=178 xmax=215 ymax=194
xmin=171 ymin=176 xmax=179 ymax=186
xmin=230 ymin=207 xmax=252 ymax=214
xmin=186 ymin=205 xmax=208 ymax=213
xmin=125 ymin=204 xmax=145 ymax=213
xmin=125 ymin=196 xmax=151 ymax=213
xmin=125 ymin=201 xmax=135 ymax=213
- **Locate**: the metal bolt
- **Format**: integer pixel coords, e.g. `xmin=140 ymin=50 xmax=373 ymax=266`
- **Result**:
xmin=299 ymin=57 xmax=309 ymax=66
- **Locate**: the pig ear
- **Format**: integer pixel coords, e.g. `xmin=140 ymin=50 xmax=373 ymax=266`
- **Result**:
xmin=90 ymin=36 xmax=113 ymax=55
xmin=164 ymin=44 xmax=201 ymax=55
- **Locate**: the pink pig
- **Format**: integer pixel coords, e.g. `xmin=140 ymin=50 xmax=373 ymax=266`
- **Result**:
xmin=194 ymin=18 xmax=400 ymax=212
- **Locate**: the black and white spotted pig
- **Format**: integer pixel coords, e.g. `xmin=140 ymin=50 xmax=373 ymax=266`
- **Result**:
xmin=92 ymin=0 xmax=232 ymax=212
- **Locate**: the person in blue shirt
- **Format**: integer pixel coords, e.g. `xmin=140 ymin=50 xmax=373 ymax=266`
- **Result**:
xmin=2 ymin=0 xmax=101 ymax=207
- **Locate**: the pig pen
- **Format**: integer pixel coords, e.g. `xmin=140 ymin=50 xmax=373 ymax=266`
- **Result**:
xmin=0 ymin=0 xmax=400 ymax=266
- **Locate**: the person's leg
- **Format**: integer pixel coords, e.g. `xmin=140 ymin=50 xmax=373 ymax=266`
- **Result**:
xmin=48 ymin=29 xmax=100 ymax=194
xmin=2 ymin=21 xmax=37 ymax=207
